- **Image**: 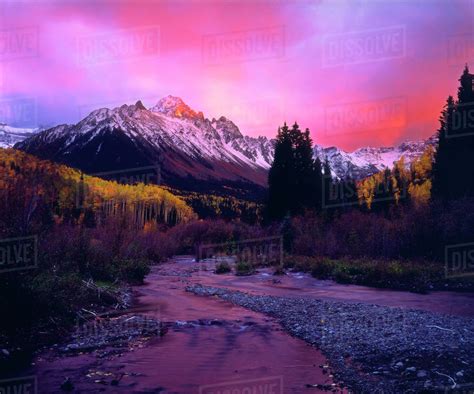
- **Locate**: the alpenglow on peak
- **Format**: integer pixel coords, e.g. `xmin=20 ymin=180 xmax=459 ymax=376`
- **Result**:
xmin=150 ymin=95 xmax=204 ymax=120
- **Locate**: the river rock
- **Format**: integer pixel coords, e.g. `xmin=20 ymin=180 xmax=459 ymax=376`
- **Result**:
xmin=417 ymin=370 xmax=427 ymax=378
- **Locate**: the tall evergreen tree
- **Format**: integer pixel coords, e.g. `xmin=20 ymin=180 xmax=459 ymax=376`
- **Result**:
xmin=372 ymin=168 xmax=394 ymax=214
xmin=455 ymin=65 xmax=474 ymax=196
xmin=293 ymin=125 xmax=317 ymax=213
xmin=267 ymin=123 xmax=294 ymax=220
xmin=267 ymin=122 xmax=322 ymax=220
xmin=313 ymin=157 xmax=323 ymax=211
xmin=339 ymin=177 xmax=359 ymax=209
xmin=433 ymin=65 xmax=474 ymax=200
xmin=322 ymin=159 xmax=332 ymax=209
xmin=432 ymin=96 xmax=454 ymax=200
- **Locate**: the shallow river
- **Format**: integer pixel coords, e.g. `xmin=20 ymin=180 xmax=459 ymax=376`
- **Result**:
xmin=27 ymin=256 xmax=474 ymax=393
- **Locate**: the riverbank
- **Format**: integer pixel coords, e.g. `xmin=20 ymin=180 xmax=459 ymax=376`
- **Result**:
xmin=0 ymin=279 xmax=134 ymax=378
xmin=187 ymin=283 xmax=474 ymax=393
xmin=24 ymin=260 xmax=340 ymax=393
xmin=284 ymin=256 xmax=474 ymax=293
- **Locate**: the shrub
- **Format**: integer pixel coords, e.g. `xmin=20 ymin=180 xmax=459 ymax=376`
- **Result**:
xmin=215 ymin=262 xmax=232 ymax=274
xmin=235 ymin=261 xmax=254 ymax=276
xmin=168 ymin=219 xmax=270 ymax=256
xmin=284 ymin=255 xmax=314 ymax=272
xmin=310 ymin=258 xmax=335 ymax=279
xmin=273 ymin=265 xmax=285 ymax=275
xmin=117 ymin=259 xmax=150 ymax=285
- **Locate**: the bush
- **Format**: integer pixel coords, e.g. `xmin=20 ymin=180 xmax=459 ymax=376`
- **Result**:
xmin=310 ymin=258 xmax=334 ymax=279
xmin=117 ymin=259 xmax=150 ymax=285
xmin=168 ymin=219 xmax=269 ymax=256
xmin=273 ymin=265 xmax=285 ymax=275
xmin=215 ymin=262 xmax=232 ymax=274
xmin=284 ymin=255 xmax=455 ymax=292
xmin=235 ymin=261 xmax=255 ymax=276
xmin=284 ymin=255 xmax=315 ymax=272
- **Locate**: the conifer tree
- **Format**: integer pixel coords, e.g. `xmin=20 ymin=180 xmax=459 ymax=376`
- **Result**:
xmin=267 ymin=122 xmax=322 ymax=220
xmin=293 ymin=125 xmax=317 ymax=213
xmin=432 ymin=96 xmax=456 ymax=200
xmin=372 ymin=168 xmax=394 ymax=214
xmin=322 ymin=159 xmax=332 ymax=209
xmin=433 ymin=65 xmax=474 ymax=200
xmin=267 ymin=123 xmax=294 ymax=220
xmin=313 ymin=157 xmax=323 ymax=211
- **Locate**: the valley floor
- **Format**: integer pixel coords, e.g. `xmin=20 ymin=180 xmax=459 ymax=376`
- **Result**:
xmin=21 ymin=257 xmax=474 ymax=393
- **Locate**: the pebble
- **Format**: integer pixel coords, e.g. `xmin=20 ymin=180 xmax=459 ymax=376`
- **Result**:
xmin=187 ymin=283 xmax=474 ymax=393
xmin=417 ymin=370 xmax=427 ymax=378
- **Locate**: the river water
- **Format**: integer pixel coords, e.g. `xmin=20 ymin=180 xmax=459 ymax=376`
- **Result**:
xmin=27 ymin=256 xmax=474 ymax=393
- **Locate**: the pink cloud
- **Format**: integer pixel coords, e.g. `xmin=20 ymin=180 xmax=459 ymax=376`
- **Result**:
xmin=0 ymin=0 xmax=472 ymax=150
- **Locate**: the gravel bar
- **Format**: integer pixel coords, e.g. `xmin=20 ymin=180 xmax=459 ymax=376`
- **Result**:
xmin=186 ymin=284 xmax=474 ymax=393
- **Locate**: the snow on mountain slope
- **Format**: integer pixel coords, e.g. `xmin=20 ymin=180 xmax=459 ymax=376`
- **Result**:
xmin=0 ymin=123 xmax=40 ymax=148
xmin=313 ymin=135 xmax=437 ymax=179
xmin=15 ymin=97 xmax=275 ymax=198
xmin=15 ymin=95 xmax=436 ymax=194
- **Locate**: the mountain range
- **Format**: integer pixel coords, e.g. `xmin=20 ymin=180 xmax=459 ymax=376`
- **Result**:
xmin=0 ymin=123 xmax=41 ymax=148
xmin=13 ymin=96 xmax=435 ymax=198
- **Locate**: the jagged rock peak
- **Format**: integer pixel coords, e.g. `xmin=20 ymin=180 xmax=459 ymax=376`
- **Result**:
xmin=135 ymin=100 xmax=146 ymax=110
xmin=150 ymin=95 xmax=204 ymax=120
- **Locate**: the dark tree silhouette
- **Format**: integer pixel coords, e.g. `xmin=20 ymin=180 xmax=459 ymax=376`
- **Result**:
xmin=432 ymin=65 xmax=474 ymax=200
xmin=267 ymin=123 xmax=294 ymax=220
xmin=267 ymin=122 xmax=323 ymax=220
xmin=432 ymin=96 xmax=455 ymax=200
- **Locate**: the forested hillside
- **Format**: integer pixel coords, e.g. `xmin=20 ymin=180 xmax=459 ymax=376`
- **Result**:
xmin=0 ymin=148 xmax=195 ymax=238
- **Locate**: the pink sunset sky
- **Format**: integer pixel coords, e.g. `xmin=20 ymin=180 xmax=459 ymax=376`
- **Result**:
xmin=0 ymin=0 xmax=473 ymax=151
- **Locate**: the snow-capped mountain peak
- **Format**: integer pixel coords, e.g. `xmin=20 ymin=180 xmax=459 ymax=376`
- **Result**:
xmin=14 ymin=96 xmax=276 ymax=196
xmin=150 ymin=95 xmax=204 ymax=120
xmin=212 ymin=116 xmax=244 ymax=142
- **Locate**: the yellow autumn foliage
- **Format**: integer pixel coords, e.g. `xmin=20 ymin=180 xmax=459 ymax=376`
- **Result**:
xmin=0 ymin=148 xmax=196 ymax=225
